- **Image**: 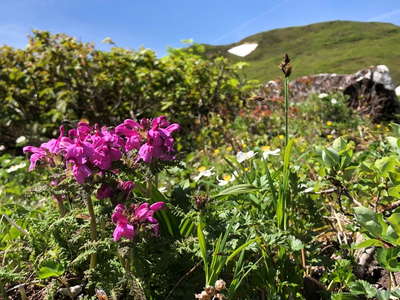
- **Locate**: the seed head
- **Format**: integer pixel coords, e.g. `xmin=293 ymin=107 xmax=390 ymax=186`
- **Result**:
xmin=279 ymin=53 xmax=292 ymax=77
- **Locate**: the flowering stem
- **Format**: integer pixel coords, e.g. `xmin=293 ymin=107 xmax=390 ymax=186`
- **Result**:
xmin=55 ymin=197 xmax=66 ymax=217
xmin=284 ymin=76 xmax=289 ymax=147
xmin=83 ymin=188 xmax=97 ymax=269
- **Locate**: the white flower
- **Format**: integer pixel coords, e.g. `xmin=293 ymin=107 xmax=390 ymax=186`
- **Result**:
xmin=262 ymin=148 xmax=280 ymax=160
xmin=217 ymin=174 xmax=236 ymax=186
xmin=15 ymin=136 xmax=27 ymax=145
xmin=193 ymin=167 xmax=215 ymax=182
xmin=318 ymin=93 xmax=328 ymax=99
xmin=0 ymin=145 xmax=5 ymax=151
xmin=158 ymin=186 xmax=167 ymax=193
xmin=6 ymin=162 xmax=27 ymax=173
xmin=396 ymin=86 xmax=400 ymax=97
xmin=236 ymin=151 xmax=256 ymax=163
xmin=299 ymin=183 xmax=314 ymax=194
xmin=303 ymin=187 xmax=314 ymax=193
xmin=331 ymin=98 xmax=338 ymax=104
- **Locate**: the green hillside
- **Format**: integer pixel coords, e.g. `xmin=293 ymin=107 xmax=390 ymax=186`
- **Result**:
xmin=202 ymin=20 xmax=400 ymax=85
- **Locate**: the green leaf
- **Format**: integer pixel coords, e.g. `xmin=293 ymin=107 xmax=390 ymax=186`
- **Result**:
xmin=387 ymin=213 xmax=400 ymax=236
xmin=374 ymin=156 xmax=397 ymax=176
xmin=331 ymin=293 xmax=358 ymax=300
xmin=226 ymin=238 xmax=257 ymax=264
xmin=38 ymin=260 xmax=65 ymax=279
xmin=289 ymin=236 xmax=304 ymax=251
xmin=354 ymin=238 xmax=385 ymax=249
xmin=376 ymin=248 xmax=400 ymax=272
xmin=332 ymin=137 xmax=347 ymax=152
xmin=197 ymin=220 xmax=208 ymax=283
xmin=376 ymin=289 xmax=391 ymax=300
xmin=354 ymin=206 xmax=384 ymax=238
xmin=388 ymin=186 xmax=400 ymax=198
xmin=321 ymin=148 xmax=340 ymax=168
xmin=214 ymin=184 xmax=259 ymax=198
xmin=349 ymin=280 xmax=377 ymax=297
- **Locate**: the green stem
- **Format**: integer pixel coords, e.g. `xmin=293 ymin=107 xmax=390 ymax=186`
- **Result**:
xmin=154 ymin=174 xmax=159 ymax=189
xmin=84 ymin=189 xmax=97 ymax=269
xmin=284 ymin=76 xmax=289 ymax=147
xmin=55 ymin=196 xmax=66 ymax=217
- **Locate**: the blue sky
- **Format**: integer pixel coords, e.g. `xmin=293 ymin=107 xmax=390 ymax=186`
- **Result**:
xmin=1 ymin=0 xmax=400 ymax=56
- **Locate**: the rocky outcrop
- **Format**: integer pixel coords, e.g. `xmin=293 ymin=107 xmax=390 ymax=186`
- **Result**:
xmin=259 ymin=65 xmax=400 ymax=122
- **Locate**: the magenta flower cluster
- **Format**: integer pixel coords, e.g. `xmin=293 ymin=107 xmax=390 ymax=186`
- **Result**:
xmin=23 ymin=117 xmax=180 ymax=184
xmin=111 ymin=202 xmax=165 ymax=241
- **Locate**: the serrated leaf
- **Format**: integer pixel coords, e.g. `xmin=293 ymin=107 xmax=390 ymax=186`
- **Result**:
xmin=349 ymin=280 xmax=377 ymax=297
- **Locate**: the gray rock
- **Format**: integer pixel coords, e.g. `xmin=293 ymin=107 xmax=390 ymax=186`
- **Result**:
xmin=259 ymin=65 xmax=400 ymax=122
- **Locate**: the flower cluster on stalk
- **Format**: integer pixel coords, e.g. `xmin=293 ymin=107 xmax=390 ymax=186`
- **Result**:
xmin=23 ymin=116 xmax=180 ymax=183
xmin=23 ymin=116 xmax=179 ymax=242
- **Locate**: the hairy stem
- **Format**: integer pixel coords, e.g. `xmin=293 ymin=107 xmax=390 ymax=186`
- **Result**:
xmin=84 ymin=189 xmax=97 ymax=269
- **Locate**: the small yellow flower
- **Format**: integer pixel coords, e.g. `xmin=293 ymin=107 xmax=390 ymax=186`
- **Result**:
xmin=385 ymin=127 xmax=390 ymax=132
xmin=376 ymin=124 xmax=382 ymax=129
xmin=222 ymin=174 xmax=232 ymax=181
xmin=242 ymin=143 xmax=247 ymax=148
xmin=213 ymin=149 xmax=220 ymax=155
xmin=197 ymin=166 xmax=207 ymax=172
xmin=278 ymin=135 xmax=284 ymax=140
xmin=326 ymin=121 xmax=333 ymax=126
xmin=244 ymin=167 xmax=249 ymax=172
xmin=327 ymin=134 xmax=334 ymax=139
xmin=226 ymin=146 xmax=233 ymax=152
xmin=261 ymin=145 xmax=271 ymax=151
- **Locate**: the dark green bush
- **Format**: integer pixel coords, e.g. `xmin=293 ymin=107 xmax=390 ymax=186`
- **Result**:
xmin=0 ymin=31 xmax=255 ymax=151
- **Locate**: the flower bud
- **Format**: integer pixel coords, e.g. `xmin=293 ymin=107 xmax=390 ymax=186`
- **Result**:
xmin=195 ymin=291 xmax=211 ymax=300
xmin=215 ymin=279 xmax=226 ymax=291
xmin=205 ymin=286 xmax=215 ymax=295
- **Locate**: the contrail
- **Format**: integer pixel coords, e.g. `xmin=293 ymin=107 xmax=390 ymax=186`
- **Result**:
xmin=368 ymin=8 xmax=400 ymax=21
xmin=212 ymin=0 xmax=291 ymax=44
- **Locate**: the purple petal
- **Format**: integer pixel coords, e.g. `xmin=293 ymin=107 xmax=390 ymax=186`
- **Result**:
xmin=112 ymin=204 xmax=127 ymax=224
xmin=150 ymin=202 xmax=165 ymax=211
xmin=113 ymin=222 xmax=135 ymax=241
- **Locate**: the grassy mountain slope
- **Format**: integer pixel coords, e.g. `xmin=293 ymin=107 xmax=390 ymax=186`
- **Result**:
xmin=202 ymin=21 xmax=400 ymax=85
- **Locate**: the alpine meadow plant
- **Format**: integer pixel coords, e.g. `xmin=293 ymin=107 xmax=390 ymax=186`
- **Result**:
xmin=23 ymin=116 xmax=180 ymax=278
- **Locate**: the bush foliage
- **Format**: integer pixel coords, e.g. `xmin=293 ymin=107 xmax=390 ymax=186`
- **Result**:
xmin=0 ymin=31 xmax=254 ymax=151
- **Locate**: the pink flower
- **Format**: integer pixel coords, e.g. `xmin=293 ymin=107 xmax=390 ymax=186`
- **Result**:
xmin=118 ymin=180 xmax=135 ymax=196
xmin=113 ymin=222 xmax=135 ymax=241
xmin=150 ymin=202 xmax=165 ymax=211
xmin=111 ymin=201 xmax=165 ymax=242
xmin=136 ymin=117 xmax=180 ymax=163
xmin=115 ymin=119 xmax=142 ymax=152
xmin=111 ymin=204 xmax=135 ymax=241
xmin=71 ymin=163 xmax=92 ymax=184
xmin=23 ymin=146 xmax=47 ymax=171
xmin=138 ymin=143 xmax=155 ymax=163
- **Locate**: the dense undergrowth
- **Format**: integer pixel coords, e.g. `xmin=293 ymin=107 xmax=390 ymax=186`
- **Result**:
xmin=2 ymin=31 xmax=400 ymax=300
